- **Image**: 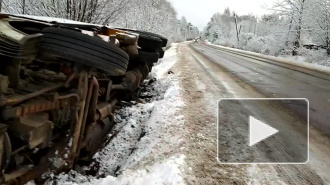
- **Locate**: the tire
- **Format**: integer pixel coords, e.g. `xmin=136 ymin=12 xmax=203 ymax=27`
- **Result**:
xmin=157 ymin=48 xmax=165 ymax=58
xmin=116 ymin=28 xmax=166 ymax=48
xmin=147 ymin=63 xmax=153 ymax=72
xmin=138 ymin=34 xmax=162 ymax=50
xmin=38 ymin=27 xmax=129 ymax=76
xmin=133 ymin=30 xmax=167 ymax=47
xmin=138 ymin=50 xmax=159 ymax=64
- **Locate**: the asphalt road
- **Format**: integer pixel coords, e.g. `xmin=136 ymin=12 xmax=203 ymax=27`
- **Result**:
xmin=181 ymin=42 xmax=330 ymax=184
xmin=191 ymin=42 xmax=330 ymax=136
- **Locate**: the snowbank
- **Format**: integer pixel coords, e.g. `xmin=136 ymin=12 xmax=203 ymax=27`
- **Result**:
xmin=208 ymin=43 xmax=330 ymax=76
xmin=151 ymin=43 xmax=178 ymax=79
xmin=95 ymin=155 xmax=185 ymax=185
xmin=281 ymin=48 xmax=330 ymax=67
xmin=207 ymin=33 xmax=329 ymax=68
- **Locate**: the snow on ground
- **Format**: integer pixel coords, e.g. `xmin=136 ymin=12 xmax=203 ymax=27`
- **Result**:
xmin=206 ymin=42 xmax=330 ymax=68
xmin=44 ymin=44 xmax=186 ymax=185
xmin=281 ymin=48 xmax=330 ymax=67
xmin=12 ymin=14 xmax=101 ymax=26
xmin=151 ymin=43 xmax=179 ymax=79
xmin=207 ymin=42 xmax=330 ymax=75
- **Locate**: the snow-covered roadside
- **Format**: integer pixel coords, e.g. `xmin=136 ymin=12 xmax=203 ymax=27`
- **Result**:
xmin=42 ymin=43 xmax=186 ymax=185
xmin=206 ymin=41 xmax=330 ymax=68
xmin=280 ymin=48 xmax=330 ymax=67
xmin=205 ymin=42 xmax=330 ymax=75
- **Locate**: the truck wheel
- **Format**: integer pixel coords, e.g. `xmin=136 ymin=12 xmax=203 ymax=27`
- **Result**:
xmin=138 ymin=50 xmax=159 ymax=64
xmin=137 ymin=34 xmax=162 ymax=50
xmin=131 ymin=30 xmax=167 ymax=47
xmin=116 ymin=28 xmax=164 ymax=49
xmin=38 ymin=27 xmax=129 ymax=76
xmin=157 ymin=48 xmax=165 ymax=58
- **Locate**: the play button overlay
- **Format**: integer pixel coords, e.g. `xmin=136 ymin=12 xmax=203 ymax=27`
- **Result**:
xmin=249 ymin=116 xmax=278 ymax=147
xmin=217 ymin=98 xmax=309 ymax=164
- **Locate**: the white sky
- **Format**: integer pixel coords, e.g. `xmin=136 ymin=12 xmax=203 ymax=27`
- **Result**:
xmin=169 ymin=0 xmax=276 ymax=30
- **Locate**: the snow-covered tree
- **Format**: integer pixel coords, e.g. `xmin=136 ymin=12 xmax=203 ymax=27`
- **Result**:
xmin=311 ymin=0 xmax=330 ymax=55
xmin=2 ymin=0 xmax=199 ymax=44
xmin=2 ymin=0 xmax=131 ymax=23
xmin=111 ymin=1 xmax=199 ymax=43
xmin=272 ymin=0 xmax=311 ymax=55
xmin=204 ymin=8 xmax=258 ymax=47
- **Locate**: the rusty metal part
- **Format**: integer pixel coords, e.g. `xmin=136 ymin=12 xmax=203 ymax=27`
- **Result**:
xmin=116 ymin=33 xmax=138 ymax=45
xmin=100 ymin=27 xmax=128 ymax=36
xmin=1 ymin=98 xmax=72 ymax=119
xmin=99 ymin=87 xmax=106 ymax=95
xmin=111 ymin=62 xmax=149 ymax=100
xmin=75 ymin=77 xmax=99 ymax=164
xmin=8 ymin=112 xmax=53 ymax=149
xmin=0 ymin=72 xmax=76 ymax=108
xmin=2 ymin=131 xmax=72 ymax=185
xmin=0 ymin=83 xmax=63 ymax=107
xmin=65 ymin=73 xmax=77 ymax=87
xmin=0 ymin=132 xmax=5 ymax=172
xmin=3 ymin=166 xmax=32 ymax=184
xmin=54 ymin=93 xmax=80 ymax=102
xmin=109 ymin=35 xmax=116 ymax=44
xmin=112 ymin=84 xmax=126 ymax=90
xmin=95 ymin=100 xmax=118 ymax=121
xmin=0 ymin=75 xmax=9 ymax=93
xmin=99 ymin=27 xmax=139 ymax=57
xmin=80 ymin=117 xmax=114 ymax=161
xmin=0 ymin=14 xmax=9 ymax=19
xmin=3 ymin=58 xmax=21 ymax=89
xmin=88 ymin=77 xmax=99 ymax=123
xmin=121 ymin=44 xmax=139 ymax=59
xmin=69 ymin=72 xmax=88 ymax=167
xmin=11 ymin=145 xmax=28 ymax=156
xmin=2 ymin=132 xmax=11 ymax=171
xmin=139 ymin=62 xmax=150 ymax=83
xmin=98 ymin=79 xmax=112 ymax=102
xmin=120 ymin=67 xmax=143 ymax=93
xmin=109 ymin=35 xmax=120 ymax=46
xmin=25 ymin=69 xmax=67 ymax=82
xmin=0 ymin=124 xmax=11 ymax=172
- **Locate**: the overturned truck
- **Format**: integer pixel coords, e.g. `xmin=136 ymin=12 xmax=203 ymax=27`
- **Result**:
xmin=0 ymin=13 xmax=167 ymax=184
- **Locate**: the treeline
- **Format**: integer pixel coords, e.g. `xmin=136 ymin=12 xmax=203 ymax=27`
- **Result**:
xmin=204 ymin=0 xmax=330 ymax=63
xmin=2 ymin=0 xmax=199 ymax=44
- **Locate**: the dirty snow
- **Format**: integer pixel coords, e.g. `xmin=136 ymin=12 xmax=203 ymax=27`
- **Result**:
xmin=44 ymin=43 xmax=185 ymax=185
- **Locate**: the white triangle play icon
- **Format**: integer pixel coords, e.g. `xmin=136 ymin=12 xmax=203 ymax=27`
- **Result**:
xmin=249 ymin=116 xmax=279 ymax=147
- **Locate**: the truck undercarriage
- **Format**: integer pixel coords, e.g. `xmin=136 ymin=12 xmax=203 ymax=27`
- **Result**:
xmin=0 ymin=13 xmax=167 ymax=184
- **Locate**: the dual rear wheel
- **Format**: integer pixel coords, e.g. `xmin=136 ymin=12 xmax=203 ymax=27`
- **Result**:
xmin=38 ymin=27 xmax=129 ymax=76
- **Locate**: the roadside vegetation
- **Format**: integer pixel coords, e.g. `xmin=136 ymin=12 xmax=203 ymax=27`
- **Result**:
xmin=203 ymin=0 xmax=330 ymax=66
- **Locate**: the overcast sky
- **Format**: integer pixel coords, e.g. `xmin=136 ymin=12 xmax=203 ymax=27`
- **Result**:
xmin=169 ymin=0 xmax=276 ymax=30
